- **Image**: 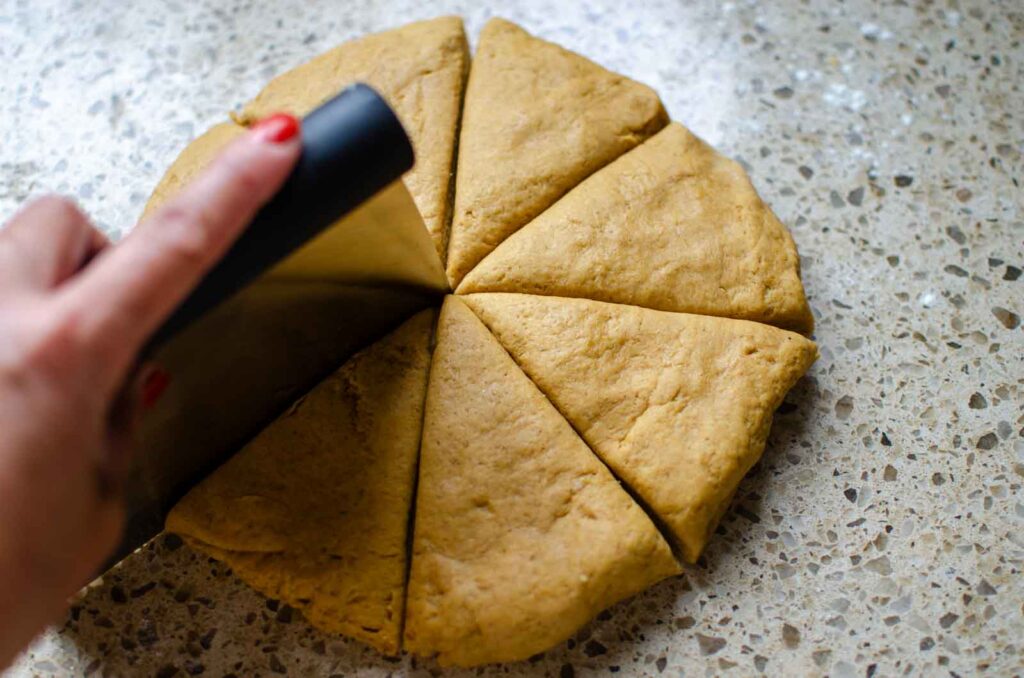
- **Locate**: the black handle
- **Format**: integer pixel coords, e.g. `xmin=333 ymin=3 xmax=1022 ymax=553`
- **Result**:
xmin=145 ymin=84 xmax=414 ymax=351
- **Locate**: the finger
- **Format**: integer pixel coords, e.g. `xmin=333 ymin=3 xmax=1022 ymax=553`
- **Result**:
xmin=0 ymin=196 xmax=109 ymax=291
xmin=58 ymin=116 xmax=301 ymax=380
xmin=68 ymin=498 xmax=124 ymax=590
xmin=98 ymin=361 xmax=168 ymax=499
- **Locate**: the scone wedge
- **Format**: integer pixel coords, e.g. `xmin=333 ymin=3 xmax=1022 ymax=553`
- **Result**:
xmin=404 ymin=297 xmax=679 ymax=666
xmin=459 ymin=123 xmax=814 ymax=334
xmin=463 ymin=294 xmax=818 ymax=563
xmin=446 ymin=18 xmax=668 ymax=286
xmin=166 ymin=310 xmax=435 ymax=655
xmin=236 ymin=16 xmax=469 ymax=262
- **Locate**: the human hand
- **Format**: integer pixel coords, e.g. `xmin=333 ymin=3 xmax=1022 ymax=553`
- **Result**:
xmin=0 ymin=114 xmax=301 ymax=666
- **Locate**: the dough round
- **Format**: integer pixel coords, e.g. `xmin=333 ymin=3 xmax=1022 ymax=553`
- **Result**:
xmin=162 ymin=16 xmax=815 ymax=667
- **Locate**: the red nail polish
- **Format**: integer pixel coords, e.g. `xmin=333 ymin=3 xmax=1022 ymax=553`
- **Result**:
xmin=252 ymin=113 xmax=300 ymax=143
xmin=140 ymin=367 xmax=171 ymax=410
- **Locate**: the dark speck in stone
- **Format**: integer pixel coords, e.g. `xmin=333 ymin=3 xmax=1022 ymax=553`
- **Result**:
xmin=935 ymin=84 xmax=952 ymax=98
xmin=265 ymin=598 xmax=280 ymax=612
xmin=163 ymin=533 xmax=184 ymax=550
xmin=583 ymin=640 xmax=608 ymax=657
xmin=735 ymin=505 xmax=761 ymax=523
xmin=969 ymin=393 xmax=988 ymax=409
xmin=773 ymin=86 xmax=794 ymax=99
xmin=798 ymin=165 xmax=813 ymax=179
xmin=130 ymin=582 xmax=156 ymax=598
xmin=920 ymin=637 xmax=935 ymax=651
xmin=894 ymin=175 xmax=914 ymax=187
xmin=883 ymin=465 xmax=898 ymax=481
xmin=881 ymin=432 xmax=892 ymax=446
xmin=847 ymin=187 xmax=864 ymax=206
xmin=939 ymin=612 xmax=959 ymax=628
xmin=675 ymin=616 xmax=696 ymax=629
xmin=977 ymin=580 xmax=997 ymax=596
xmin=696 ymin=634 xmax=727 ymax=656
xmin=1004 ymin=265 xmax=1021 ymax=281
xmin=275 ymin=605 xmax=293 ymax=623
xmin=946 ymin=225 xmax=967 ymax=244
xmin=199 ymin=629 xmax=216 ymax=651
xmin=110 ymin=585 xmax=127 ymax=603
xmin=156 ymin=666 xmax=179 ymax=678
xmin=992 ymin=307 xmax=1020 ymax=329
xmin=844 ymin=488 xmax=858 ymax=503
xmin=656 ymin=657 xmax=668 ymax=672
xmin=269 ymin=653 xmax=287 ymax=674
xmin=560 ymin=664 xmax=575 ymax=678
xmin=830 ymin=190 xmax=845 ymax=208
xmin=977 ymin=433 xmax=998 ymax=450
xmin=782 ymin=623 xmax=800 ymax=648
xmin=944 ymin=264 xmax=968 ymax=277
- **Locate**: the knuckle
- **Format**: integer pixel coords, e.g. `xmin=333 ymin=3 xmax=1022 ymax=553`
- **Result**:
xmin=34 ymin=194 xmax=87 ymax=225
xmin=155 ymin=204 xmax=215 ymax=267
xmin=21 ymin=310 xmax=86 ymax=376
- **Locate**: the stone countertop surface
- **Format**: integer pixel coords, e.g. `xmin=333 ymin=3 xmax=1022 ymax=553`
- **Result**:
xmin=2 ymin=0 xmax=1021 ymax=675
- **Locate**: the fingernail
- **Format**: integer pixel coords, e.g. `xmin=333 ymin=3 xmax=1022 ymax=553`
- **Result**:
xmin=251 ymin=113 xmax=300 ymax=143
xmin=140 ymin=367 xmax=171 ymax=410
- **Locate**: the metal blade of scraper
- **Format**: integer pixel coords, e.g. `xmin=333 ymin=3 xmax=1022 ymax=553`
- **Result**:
xmin=108 ymin=85 xmax=446 ymax=567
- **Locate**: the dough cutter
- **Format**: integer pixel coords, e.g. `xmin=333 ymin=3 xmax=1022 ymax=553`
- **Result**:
xmin=108 ymin=84 xmax=447 ymax=568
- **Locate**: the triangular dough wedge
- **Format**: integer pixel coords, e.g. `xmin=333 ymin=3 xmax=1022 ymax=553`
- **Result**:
xmin=404 ymin=297 xmax=679 ymax=666
xmin=446 ymin=18 xmax=668 ymax=287
xmin=166 ymin=309 xmax=435 ymax=655
xmin=142 ymin=122 xmax=244 ymax=219
xmin=462 ymin=294 xmax=818 ymax=563
xmin=459 ymin=123 xmax=814 ymax=334
xmin=236 ymin=17 xmax=469 ymax=262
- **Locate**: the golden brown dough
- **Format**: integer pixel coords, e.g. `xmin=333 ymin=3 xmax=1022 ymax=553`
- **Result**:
xmin=459 ymin=123 xmax=814 ymax=334
xmin=141 ymin=122 xmax=244 ymax=219
xmin=403 ymin=297 xmax=679 ymax=666
xmin=235 ymin=17 xmax=469 ymax=264
xmin=446 ymin=18 xmax=668 ymax=287
xmin=463 ymin=293 xmax=818 ymax=563
xmin=166 ymin=310 xmax=435 ymax=655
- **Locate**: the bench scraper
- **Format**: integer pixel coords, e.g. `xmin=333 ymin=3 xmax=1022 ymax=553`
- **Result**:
xmin=107 ymin=84 xmax=447 ymax=569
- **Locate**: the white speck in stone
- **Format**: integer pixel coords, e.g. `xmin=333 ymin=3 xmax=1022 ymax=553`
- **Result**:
xmin=891 ymin=595 xmax=913 ymax=613
xmin=906 ymin=612 xmax=932 ymax=633
xmin=945 ymin=11 xmax=962 ymax=26
xmin=832 ymin=661 xmax=858 ymax=678
xmin=823 ymin=83 xmax=867 ymax=112
xmin=860 ymin=23 xmax=880 ymax=39
xmin=794 ymin=68 xmax=810 ymax=81
xmin=918 ymin=291 xmax=936 ymax=308
xmin=901 ymin=113 xmax=914 ymax=125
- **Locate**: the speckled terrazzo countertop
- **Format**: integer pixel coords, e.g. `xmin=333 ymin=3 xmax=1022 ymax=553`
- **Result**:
xmin=2 ymin=0 xmax=1022 ymax=675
